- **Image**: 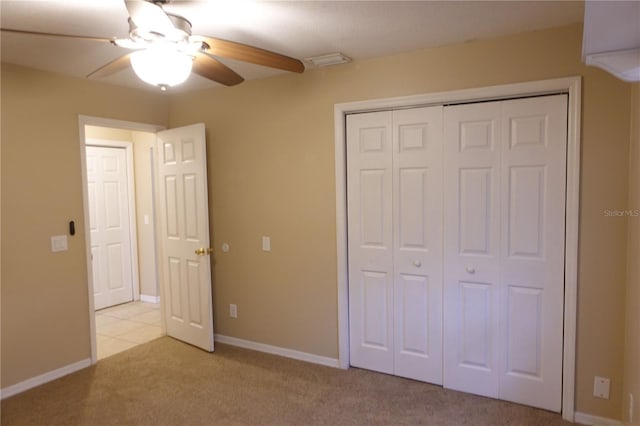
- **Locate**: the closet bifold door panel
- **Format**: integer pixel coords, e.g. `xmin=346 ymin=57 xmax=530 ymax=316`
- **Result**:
xmin=347 ymin=110 xmax=394 ymax=375
xmin=442 ymin=101 xmax=502 ymax=399
xmin=393 ymin=107 xmax=444 ymax=384
xmin=347 ymin=106 xmax=444 ymax=384
xmin=443 ymin=94 xmax=568 ymax=412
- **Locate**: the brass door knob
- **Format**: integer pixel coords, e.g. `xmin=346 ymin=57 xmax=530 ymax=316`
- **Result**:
xmin=195 ymin=247 xmax=214 ymax=256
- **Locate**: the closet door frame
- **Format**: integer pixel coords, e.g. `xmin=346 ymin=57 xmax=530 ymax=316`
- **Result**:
xmin=333 ymin=76 xmax=581 ymax=422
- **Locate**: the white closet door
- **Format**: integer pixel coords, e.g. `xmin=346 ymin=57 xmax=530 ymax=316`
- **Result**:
xmin=498 ymin=95 xmax=567 ymax=411
xmin=347 ymin=111 xmax=394 ymax=374
xmin=392 ymin=107 xmax=443 ymax=384
xmin=443 ymin=101 xmax=502 ymax=398
xmin=443 ymin=95 xmax=567 ymax=412
xmin=347 ymin=107 xmax=443 ymax=383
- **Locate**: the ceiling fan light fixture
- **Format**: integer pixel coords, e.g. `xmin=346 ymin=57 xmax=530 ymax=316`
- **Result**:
xmin=130 ymin=46 xmax=193 ymax=89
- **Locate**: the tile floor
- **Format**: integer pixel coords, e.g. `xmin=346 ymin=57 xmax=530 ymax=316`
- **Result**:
xmin=95 ymin=301 xmax=162 ymax=360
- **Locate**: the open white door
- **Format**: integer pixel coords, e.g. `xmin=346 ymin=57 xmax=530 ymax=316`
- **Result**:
xmin=156 ymin=123 xmax=214 ymax=352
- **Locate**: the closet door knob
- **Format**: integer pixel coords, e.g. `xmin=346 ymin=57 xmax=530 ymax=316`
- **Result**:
xmin=413 ymin=260 xmax=422 ymax=267
xmin=466 ymin=266 xmax=476 ymax=274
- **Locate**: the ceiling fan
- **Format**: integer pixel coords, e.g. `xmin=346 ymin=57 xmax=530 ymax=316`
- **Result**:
xmin=1 ymin=0 xmax=305 ymax=90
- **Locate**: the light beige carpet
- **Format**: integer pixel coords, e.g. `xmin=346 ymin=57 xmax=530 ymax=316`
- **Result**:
xmin=1 ymin=337 xmax=576 ymax=425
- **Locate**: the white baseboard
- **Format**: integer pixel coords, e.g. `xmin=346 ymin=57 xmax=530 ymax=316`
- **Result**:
xmin=0 ymin=358 xmax=91 ymax=400
xmin=140 ymin=294 xmax=160 ymax=304
xmin=574 ymin=412 xmax=623 ymax=426
xmin=215 ymin=334 xmax=340 ymax=369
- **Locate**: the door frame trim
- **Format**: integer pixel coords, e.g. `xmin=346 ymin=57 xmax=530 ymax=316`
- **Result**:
xmin=78 ymin=115 xmax=165 ymax=364
xmin=85 ymin=139 xmax=141 ymax=305
xmin=333 ymin=76 xmax=581 ymax=422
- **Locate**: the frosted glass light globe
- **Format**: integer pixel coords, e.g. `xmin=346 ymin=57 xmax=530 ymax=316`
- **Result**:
xmin=131 ymin=47 xmax=193 ymax=89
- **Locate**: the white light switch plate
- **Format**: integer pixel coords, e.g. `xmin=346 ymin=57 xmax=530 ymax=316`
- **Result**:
xmin=594 ymin=376 xmax=610 ymax=399
xmin=51 ymin=235 xmax=68 ymax=252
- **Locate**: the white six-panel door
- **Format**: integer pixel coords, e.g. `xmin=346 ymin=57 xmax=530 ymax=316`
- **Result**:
xmin=86 ymin=146 xmax=134 ymax=310
xmin=156 ymin=123 xmax=215 ymax=352
xmin=443 ymin=95 xmax=567 ymax=412
xmin=347 ymin=106 xmax=444 ymax=384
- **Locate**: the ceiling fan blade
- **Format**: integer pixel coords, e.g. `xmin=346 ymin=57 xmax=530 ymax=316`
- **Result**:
xmin=87 ymin=53 xmax=132 ymax=79
xmin=192 ymin=53 xmax=244 ymax=86
xmin=111 ymin=38 xmax=147 ymax=49
xmin=200 ymin=36 xmax=304 ymax=74
xmin=125 ymin=0 xmax=175 ymax=34
xmin=0 ymin=28 xmax=113 ymax=43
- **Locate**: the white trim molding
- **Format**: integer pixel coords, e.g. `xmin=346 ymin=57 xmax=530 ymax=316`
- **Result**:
xmin=333 ymin=76 xmax=581 ymax=422
xmin=215 ymin=335 xmax=340 ymax=369
xmin=574 ymin=412 xmax=623 ymax=426
xmin=0 ymin=358 xmax=91 ymax=400
xmin=140 ymin=294 xmax=160 ymax=304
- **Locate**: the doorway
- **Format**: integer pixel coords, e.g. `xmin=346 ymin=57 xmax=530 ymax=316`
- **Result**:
xmin=79 ymin=116 xmax=166 ymax=363
xmin=84 ymin=131 xmax=163 ymax=359
xmin=346 ymin=95 xmax=567 ymax=412
xmin=334 ymin=77 xmax=581 ymax=422
xmin=79 ymin=116 xmax=216 ymax=362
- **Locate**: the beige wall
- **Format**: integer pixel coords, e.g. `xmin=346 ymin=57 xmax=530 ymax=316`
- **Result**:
xmin=0 ymin=63 xmax=169 ymax=387
xmin=169 ymin=24 xmax=631 ymax=420
xmin=131 ymin=131 xmax=159 ymax=298
xmin=85 ymin=126 xmax=133 ymax=142
xmin=0 ymin=23 xmax=634 ymax=421
xmin=623 ymin=83 xmax=640 ymax=425
xmin=83 ymin=126 xmax=159 ymax=298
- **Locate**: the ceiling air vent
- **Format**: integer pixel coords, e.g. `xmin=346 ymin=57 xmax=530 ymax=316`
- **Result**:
xmin=304 ymin=52 xmax=352 ymax=68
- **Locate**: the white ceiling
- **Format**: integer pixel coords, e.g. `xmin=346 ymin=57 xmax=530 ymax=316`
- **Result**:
xmin=0 ymin=0 xmax=585 ymax=93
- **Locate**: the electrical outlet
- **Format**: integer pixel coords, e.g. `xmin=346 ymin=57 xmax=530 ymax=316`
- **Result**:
xmin=229 ymin=304 xmax=238 ymax=319
xmin=593 ymin=376 xmax=610 ymax=399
